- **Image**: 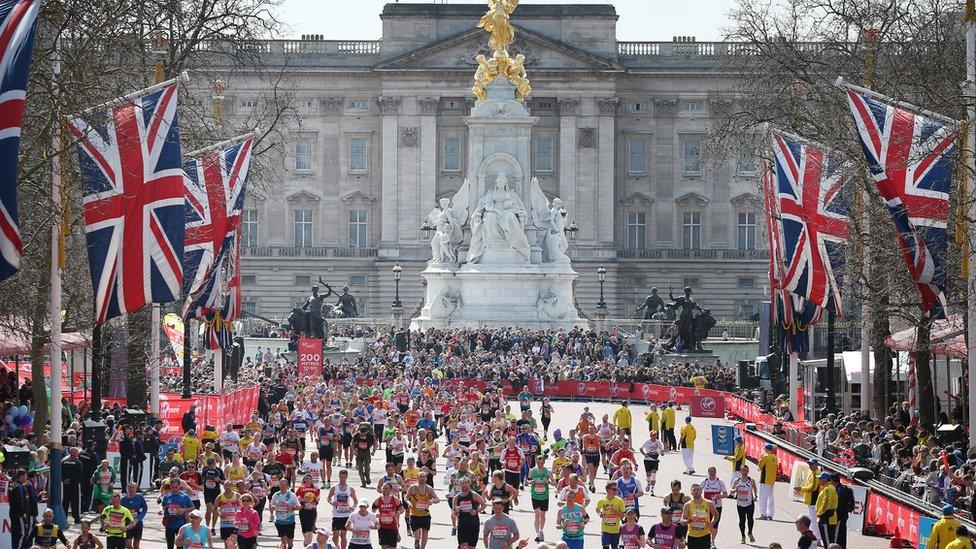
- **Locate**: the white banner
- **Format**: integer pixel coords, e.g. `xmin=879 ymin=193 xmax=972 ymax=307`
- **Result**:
xmin=848 ymin=485 xmax=868 ymax=532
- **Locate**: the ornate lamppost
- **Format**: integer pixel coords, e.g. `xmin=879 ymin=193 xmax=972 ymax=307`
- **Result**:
xmin=392 ymin=262 xmax=403 ymax=308
xmin=596 ymin=266 xmax=608 ymax=319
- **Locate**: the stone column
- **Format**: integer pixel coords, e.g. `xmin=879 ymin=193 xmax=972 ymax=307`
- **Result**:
xmin=558 ymin=97 xmax=579 ymax=214
xmin=418 ymin=97 xmax=439 ymax=241
xmin=320 ymin=97 xmax=344 ymax=245
xmin=596 ymin=97 xmax=618 ymax=245
xmin=653 ymin=98 xmax=677 ymax=247
xmin=378 ymin=96 xmax=401 ymax=246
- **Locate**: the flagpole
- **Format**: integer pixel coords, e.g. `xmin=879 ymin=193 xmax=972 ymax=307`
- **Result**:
xmin=149 ymin=40 xmax=168 ymax=417
xmin=834 ymin=76 xmax=959 ymax=125
xmin=965 ymin=0 xmax=976 ymax=446
xmin=48 ymin=26 xmax=67 ymax=529
xmin=185 ymin=129 xmax=261 ymax=158
xmin=859 ymin=29 xmax=878 ymax=420
xmin=73 ymin=71 xmax=190 ymax=117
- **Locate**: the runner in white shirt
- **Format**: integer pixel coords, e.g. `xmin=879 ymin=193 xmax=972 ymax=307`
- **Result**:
xmin=346 ymin=503 xmax=378 ymax=549
xmin=219 ymin=425 xmax=241 ymax=463
xmin=639 ymin=433 xmax=665 ymax=496
xmin=700 ymin=466 xmax=729 ymax=547
xmin=299 ymin=451 xmax=325 ymax=487
xmin=244 ymin=440 xmax=267 ymax=467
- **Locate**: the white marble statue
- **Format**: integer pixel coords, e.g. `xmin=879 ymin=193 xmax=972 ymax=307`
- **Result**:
xmin=425 ymin=180 xmax=469 ymax=265
xmin=529 ymin=177 xmax=570 ymax=263
xmin=467 ymin=172 xmax=531 ymax=263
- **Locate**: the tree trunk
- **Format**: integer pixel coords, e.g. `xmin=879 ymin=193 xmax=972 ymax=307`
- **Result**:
xmin=871 ymin=302 xmax=892 ymax=418
xmin=29 ymin=269 xmax=51 ymax=443
xmin=914 ymin=317 xmax=937 ymax=428
xmin=126 ymin=308 xmax=150 ymax=410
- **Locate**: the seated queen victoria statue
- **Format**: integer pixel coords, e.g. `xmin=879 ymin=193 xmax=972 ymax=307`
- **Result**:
xmin=466 ymin=172 xmax=531 ymax=264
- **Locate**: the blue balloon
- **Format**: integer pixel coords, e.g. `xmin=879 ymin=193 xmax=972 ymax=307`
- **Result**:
xmin=8 ymin=407 xmax=19 ymax=418
xmin=17 ymin=405 xmax=27 ymax=416
xmin=5 ymin=414 xmax=12 ymax=425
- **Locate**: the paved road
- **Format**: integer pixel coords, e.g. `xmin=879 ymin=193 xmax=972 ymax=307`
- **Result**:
xmin=69 ymin=399 xmax=889 ymax=548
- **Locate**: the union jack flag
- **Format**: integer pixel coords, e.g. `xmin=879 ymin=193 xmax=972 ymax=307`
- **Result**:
xmin=182 ymin=138 xmax=252 ymax=297
xmin=772 ymin=132 xmax=851 ymax=315
xmin=203 ymin=308 xmax=232 ymax=350
xmin=222 ymin=228 xmax=242 ymax=322
xmin=67 ymin=84 xmax=185 ymax=324
xmin=762 ymin=165 xmax=792 ymax=326
xmin=762 ymin=162 xmax=823 ymax=354
xmin=0 ymin=0 xmax=41 ymax=281
xmin=845 ymin=90 xmax=956 ymax=318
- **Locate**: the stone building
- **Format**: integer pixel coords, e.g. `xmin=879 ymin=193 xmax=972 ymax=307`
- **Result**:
xmin=219 ymin=3 xmax=768 ymax=320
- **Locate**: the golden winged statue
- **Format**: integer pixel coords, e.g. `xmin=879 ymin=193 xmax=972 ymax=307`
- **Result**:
xmin=478 ymin=0 xmax=520 ymax=53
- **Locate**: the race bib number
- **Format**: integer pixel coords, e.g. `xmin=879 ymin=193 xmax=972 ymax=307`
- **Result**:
xmin=107 ymin=511 xmax=123 ymax=527
xmin=491 ymin=526 xmax=509 ymax=539
xmin=566 ymin=522 xmax=582 ymax=535
xmin=623 ymin=495 xmax=635 ymax=507
xmin=167 ymin=504 xmax=183 ymax=515
xmin=458 ymin=501 xmax=472 ymax=513
xmin=236 ymin=519 xmax=250 ymax=535
xmin=533 ymin=484 xmax=546 ymax=495
xmin=381 ymin=515 xmax=393 ymax=524
xmin=414 ymin=500 xmax=429 ymax=511
xmin=351 ymin=530 xmax=369 ymax=544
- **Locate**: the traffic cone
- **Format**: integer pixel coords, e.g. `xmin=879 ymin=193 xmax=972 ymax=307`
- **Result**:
xmin=889 ymin=526 xmax=905 ymax=548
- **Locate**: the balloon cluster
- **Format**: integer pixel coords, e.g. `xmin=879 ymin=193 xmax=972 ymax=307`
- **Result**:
xmin=6 ymin=405 xmax=33 ymax=434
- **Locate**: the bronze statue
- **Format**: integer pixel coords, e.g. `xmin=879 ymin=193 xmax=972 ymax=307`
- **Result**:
xmin=635 ymin=287 xmax=666 ymax=320
xmin=667 ymin=284 xmax=703 ymax=352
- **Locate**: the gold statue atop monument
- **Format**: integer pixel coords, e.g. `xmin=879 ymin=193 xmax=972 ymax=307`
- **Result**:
xmin=477 ymin=0 xmax=519 ymax=53
xmin=472 ymin=0 xmax=531 ymax=101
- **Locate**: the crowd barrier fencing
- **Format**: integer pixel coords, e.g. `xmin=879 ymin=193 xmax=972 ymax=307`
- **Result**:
xmin=63 ymin=386 xmax=261 ymax=439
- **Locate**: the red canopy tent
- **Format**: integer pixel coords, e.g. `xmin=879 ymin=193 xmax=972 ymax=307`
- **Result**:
xmin=883 ymin=313 xmax=966 ymax=357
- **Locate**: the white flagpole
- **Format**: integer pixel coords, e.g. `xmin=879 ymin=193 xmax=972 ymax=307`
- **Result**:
xmin=48 ymin=28 xmax=67 ymax=528
xmin=834 ymin=76 xmax=959 ymax=125
xmin=185 ymin=129 xmax=261 ymax=158
xmin=965 ymin=0 xmax=976 ymax=446
xmin=74 ymin=71 xmax=190 ymax=116
xmin=151 ymin=305 xmax=160 ymax=414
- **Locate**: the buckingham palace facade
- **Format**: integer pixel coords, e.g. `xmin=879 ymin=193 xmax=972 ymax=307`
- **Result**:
xmin=219 ymin=3 xmax=769 ymax=320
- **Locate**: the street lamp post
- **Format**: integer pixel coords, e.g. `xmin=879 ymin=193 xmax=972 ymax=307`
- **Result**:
xmin=596 ymin=266 xmax=608 ymax=319
xmin=420 ymin=220 xmax=434 ymax=241
xmin=392 ymin=262 xmax=403 ymax=308
xmin=564 ymin=217 xmax=579 ymax=243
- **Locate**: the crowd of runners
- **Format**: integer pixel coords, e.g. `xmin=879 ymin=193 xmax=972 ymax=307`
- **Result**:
xmin=8 ymin=363 xmax=881 ymax=549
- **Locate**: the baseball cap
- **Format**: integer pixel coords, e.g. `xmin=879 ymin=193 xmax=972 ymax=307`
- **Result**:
xmin=685 ymin=416 xmax=692 ymax=423
xmin=358 ymin=502 xmax=368 ymax=508
xmin=764 ymin=443 xmax=774 ymax=450
xmin=944 ymin=505 xmax=956 ymax=514
xmin=818 ymin=472 xmax=832 ymax=479
xmin=189 ymin=510 xmax=203 ymax=519
xmin=809 ymin=459 xmax=819 ymax=466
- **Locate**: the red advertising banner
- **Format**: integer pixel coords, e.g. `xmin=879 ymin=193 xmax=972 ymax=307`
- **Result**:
xmin=454 ymin=379 xmax=727 ymax=405
xmin=297 ymin=338 xmax=323 ymax=379
xmin=690 ymin=394 xmax=725 ymax=418
xmin=865 ymin=491 xmax=921 ymax=546
xmin=65 ymin=386 xmax=262 ymax=439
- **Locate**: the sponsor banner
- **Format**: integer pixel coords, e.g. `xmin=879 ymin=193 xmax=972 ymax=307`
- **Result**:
xmin=163 ymin=313 xmax=185 ymax=363
xmin=690 ymin=394 xmax=724 ymax=418
xmin=849 ymin=485 xmax=868 ymax=533
xmin=63 ymin=386 xmax=261 ymax=439
xmin=450 ymin=379 xmax=725 ymax=405
xmin=297 ymin=338 xmax=323 ymax=379
xmin=789 ymin=461 xmax=811 ymax=503
xmin=917 ymin=516 xmax=936 ymax=549
xmin=710 ymin=424 xmax=737 ymax=455
xmin=865 ymin=490 xmax=921 ymax=547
